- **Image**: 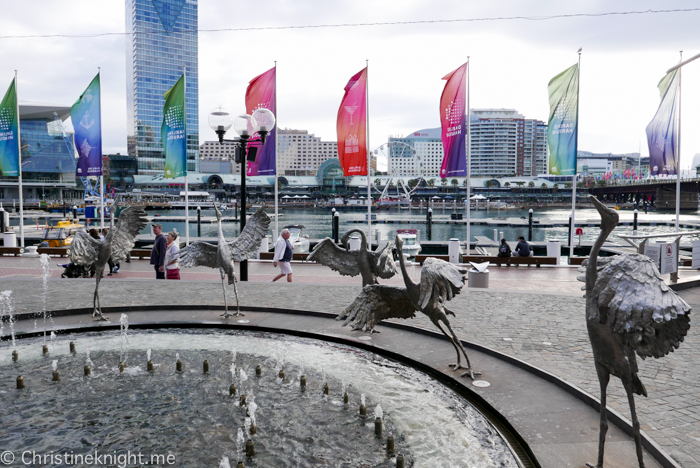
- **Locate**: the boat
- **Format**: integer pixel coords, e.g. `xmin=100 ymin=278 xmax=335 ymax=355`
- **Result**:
xmin=283 ymin=225 xmax=310 ymax=253
xmin=39 ymin=220 xmax=85 ymax=247
xmin=170 ymin=191 xmax=217 ymax=208
xmin=396 ymin=229 xmax=422 ymax=257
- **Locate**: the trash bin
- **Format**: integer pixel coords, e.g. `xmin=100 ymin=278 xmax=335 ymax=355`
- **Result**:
xmin=3 ymin=231 xmax=16 ymax=247
xmin=547 ymin=239 xmax=561 ymax=265
xmin=448 ymin=238 xmax=460 ymax=264
xmin=468 ymin=268 xmax=489 ymax=288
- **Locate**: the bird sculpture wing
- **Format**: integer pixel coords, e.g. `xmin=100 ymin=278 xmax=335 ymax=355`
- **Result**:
xmin=69 ymin=229 xmax=103 ymax=266
xmin=337 ymin=285 xmax=416 ymax=332
xmin=227 ymin=207 xmax=271 ymax=262
xmin=578 ymin=254 xmax=691 ymax=359
xmin=178 ymin=241 xmax=219 ymax=269
xmin=369 ymin=241 xmax=398 ymax=279
xmin=418 ymin=257 xmax=468 ymax=310
xmin=306 ymin=237 xmax=360 ymax=277
xmin=110 ymin=207 xmax=148 ymax=263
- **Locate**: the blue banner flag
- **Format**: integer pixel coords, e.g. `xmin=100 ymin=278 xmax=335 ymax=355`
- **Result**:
xmin=162 ymin=74 xmax=186 ymax=178
xmin=71 ymin=73 xmax=103 ymax=176
xmin=547 ymin=64 xmax=579 ymax=176
xmin=0 ymin=78 xmax=20 ymax=176
xmin=646 ymin=70 xmax=679 ymax=176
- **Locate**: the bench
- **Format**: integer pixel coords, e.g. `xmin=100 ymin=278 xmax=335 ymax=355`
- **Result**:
xmin=0 ymin=247 xmax=21 ymax=256
xmin=462 ymin=255 xmax=558 ymax=267
xmin=568 ymin=256 xmax=589 ymax=266
xmin=258 ymin=252 xmax=310 ymax=261
xmin=414 ymin=254 xmax=450 ymax=264
xmin=130 ymin=249 xmax=153 ymax=260
xmin=37 ymin=247 xmax=69 ymax=257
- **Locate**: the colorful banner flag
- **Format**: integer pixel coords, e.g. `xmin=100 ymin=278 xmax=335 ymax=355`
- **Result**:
xmin=646 ymin=70 xmax=679 ymax=176
xmin=245 ymin=66 xmax=276 ymax=176
xmin=162 ymin=74 xmax=187 ymax=178
xmin=547 ymin=63 xmax=579 ymax=175
xmin=0 ymin=78 xmax=20 ymax=177
xmin=439 ymin=63 xmax=468 ymax=178
xmin=336 ymin=68 xmax=367 ymax=176
xmin=71 ymin=73 xmax=102 ymax=176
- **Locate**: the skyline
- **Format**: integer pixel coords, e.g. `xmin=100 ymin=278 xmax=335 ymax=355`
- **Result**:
xmin=1 ymin=1 xmax=699 ymax=170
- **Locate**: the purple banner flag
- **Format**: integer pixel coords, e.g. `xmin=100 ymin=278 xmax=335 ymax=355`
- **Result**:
xmin=439 ymin=63 xmax=468 ymax=178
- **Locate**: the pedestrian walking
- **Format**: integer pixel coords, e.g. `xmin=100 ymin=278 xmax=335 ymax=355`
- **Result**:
xmin=150 ymin=223 xmax=166 ymax=279
xmin=165 ymin=231 xmax=181 ymax=280
xmin=271 ymin=228 xmax=293 ymax=282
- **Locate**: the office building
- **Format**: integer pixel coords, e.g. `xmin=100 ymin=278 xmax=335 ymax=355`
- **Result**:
xmin=125 ymin=0 xmax=199 ymax=175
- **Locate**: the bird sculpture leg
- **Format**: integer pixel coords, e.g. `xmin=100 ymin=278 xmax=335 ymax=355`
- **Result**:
xmin=623 ymin=379 xmax=646 ymax=468
xmin=436 ymin=310 xmax=480 ymax=379
xmin=219 ymin=268 xmax=231 ymax=319
xmin=92 ymin=273 xmax=108 ymax=321
xmin=230 ymin=274 xmax=243 ymax=317
xmin=586 ymin=363 xmax=611 ymax=468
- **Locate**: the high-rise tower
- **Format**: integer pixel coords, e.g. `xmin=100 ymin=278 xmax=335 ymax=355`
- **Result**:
xmin=125 ymin=0 xmax=199 ymax=175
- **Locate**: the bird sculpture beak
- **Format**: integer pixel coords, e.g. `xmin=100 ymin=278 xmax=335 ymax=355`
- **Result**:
xmin=214 ymin=204 xmax=222 ymax=220
xmin=590 ymin=195 xmax=619 ymax=231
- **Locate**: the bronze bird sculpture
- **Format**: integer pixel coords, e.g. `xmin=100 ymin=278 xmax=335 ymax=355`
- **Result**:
xmin=307 ymin=228 xmax=397 ymax=286
xmin=580 ymin=196 xmax=690 ymax=468
xmin=338 ymin=235 xmax=479 ymax=379
xmin=178 ymin=204 xmax=270 ymax=318
xmin=69 ymin=206 xmax=148 ymax=320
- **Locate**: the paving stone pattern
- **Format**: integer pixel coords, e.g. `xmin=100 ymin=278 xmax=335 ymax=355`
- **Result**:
xmin=1 ymin=278 xmax=699 ymax=467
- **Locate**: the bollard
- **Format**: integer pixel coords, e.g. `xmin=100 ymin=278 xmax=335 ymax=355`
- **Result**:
xmin=147 ymin=361 xmax=154 ymax=372
xmin=52 ymin=370 xmax=60 ymax=382
xmin=343 ymin=392 xmax=349 ymax=404
xmin=255 ymin=365 xmax=261 ymax=376
xmin=528 ymin=209 xmax=533 ymax=241
xmin=229 ymin=384 xmax=237 ymax=396
xmin=386 ymin=435 xmax=395 ymax=455
xmin=84 ymin=365 xmax=91 ymax=376
xmin=300 ymin=375 xmax=306 ymax=388
xmin=240 ymin=394 xmax=247 ymax=407
xmin=236 ymin=462 xmax=244 ymax=468
xmin=119 ymin=362 xmax=125 ymax=373
xmin=197 ymin=206 xmax=202 ymax=238
xmin=359 ymin=404 xmax=367 ymax=417
xmin=250 ymin=423 xmax=257 ymax=435
xmin=42 ymin=345 xmax=49 ymax=355
xmin=245 ymin=439 xmax=255 ymax=457
xmin=396 ymin=453 xmax=405 ymax=468
xmin=278 ymin=369 xmax=285 ymax=380
xmin=176 ymin=359 xmax=182 ymax=372
xmin=203 ymin=360 xmax=209 ymax=374
xmin=323 ymin=383 xmax=329 ymax=395
xmin=375 ymin=417 xmax=382 ymax=435
xmin=70 ymin=341 xmax=76 ymax=353
xmin=426 ymin=208 xmax=433 ymax=241
xmin=12 ymin=350 xmax=18 ymax=362
xmin=17 ymin=376 xmax=25 ymax=389
xmin=633 ymin=209 xmax=638 ymax=235
xmin=333 ymin=211 xmax=340 ymax=244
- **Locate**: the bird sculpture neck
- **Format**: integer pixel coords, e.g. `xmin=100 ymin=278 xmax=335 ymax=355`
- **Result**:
xmin=341 ymin=229 xmax=367 ymax=250
xmin=587 ymin=198 xmax=618 ymax=294
xmin=396 ymin=240 xmax=416 ymax=289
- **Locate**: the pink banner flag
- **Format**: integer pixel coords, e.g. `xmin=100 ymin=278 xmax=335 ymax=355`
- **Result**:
xmin=439 ymin=63 xmax=468 ymax=178
xmin=245 ymin=66 xmax=276 ymax=176
xmin=336 ymin=68 xmax=367 ymax=176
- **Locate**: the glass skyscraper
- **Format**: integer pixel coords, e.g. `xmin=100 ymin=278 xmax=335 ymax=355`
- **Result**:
xmin=126 ymin=0 xmax=199 ymax=175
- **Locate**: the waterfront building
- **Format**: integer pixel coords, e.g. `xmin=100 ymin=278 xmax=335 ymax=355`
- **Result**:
xmin=125 ymin=0 xmax=199 ymax=176
xmin=388 ymin=128 xmax=442 ymax=177
xmin=576 ymin=151 xmax=641 ymax=176
xmin=105 ymin=153 xmax=138 ymax=187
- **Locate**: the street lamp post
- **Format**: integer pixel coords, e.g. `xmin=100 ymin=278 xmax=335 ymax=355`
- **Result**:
xmin=208 ymin=107 xmax=276 ymax=281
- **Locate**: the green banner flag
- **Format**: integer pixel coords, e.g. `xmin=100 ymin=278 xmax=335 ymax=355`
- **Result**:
xmin=0 ymin=78 xmax=20 ymax=177
xmin=547 ymin=63 xmax=579 ymax=176
xmin=162 ymin=74 xmax=186 ymax=178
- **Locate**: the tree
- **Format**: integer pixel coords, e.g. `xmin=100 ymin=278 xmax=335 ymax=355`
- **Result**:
xmin=463 ymin=178 xmax=469 ymax=187
xmin=515 ymin=181 xmax=526 ymax=188
xmin=407 ymin=178 xmax=418 ymax=189
xmin=541 ymin=183 xmax=548 ymax=189
xmin=553 ymin=183 xmax=559 ymax=191
xmin=374 ymin=178 xmax=381 ymax=189
xmin=427 ymin=179 xmax=435 ymax=187
xmin=504 ymin=181 xmax=511 ymax=188
xmin=441 ymin=178 xmax=448 ymax=186
xmin=451 ymin=179 xmax=459 ymax=192
xmin=577 ymin=182 xmax=585 ymax=188
xmin=597 ymin=179 xmax=607 ymax=187
xmin=528 ymin=181 xmax=536 ymax=188
xmin=564 ymin=182 xmax=572 ymax=189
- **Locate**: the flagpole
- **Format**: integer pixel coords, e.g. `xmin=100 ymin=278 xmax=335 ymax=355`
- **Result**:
xmin=366 ymin=60 xmax=371 ymax=242
xmin=274 ymin=61 xmax=279 ymax=239
xmin=675 ymin=51 xmax=682 ymax=232
xmin=184 ymin=66 xmax=190 ymax=245
xmin=98 ymin=67 xmax=105 ymax=230
xmin=465 ymin=57 xmax=471 ymax=255
xmin=569 ymin=49 xmax=582 ymax=260
xmin=14 ymin=71 xmax=24 ymax=248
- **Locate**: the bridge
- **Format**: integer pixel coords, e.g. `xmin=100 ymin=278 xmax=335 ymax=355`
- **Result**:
xmin=587 ymin=178 xmax=700 ymax=209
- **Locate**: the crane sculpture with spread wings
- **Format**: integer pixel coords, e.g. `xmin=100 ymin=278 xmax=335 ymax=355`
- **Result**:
xmin=69 ymin=206 xmax=148 ymax=320
xmin=179 ymin=204 xmax=270 ymax=318
xmin=306 ymin=228 xmax=397 ymax=286
xmin=338 ymin=235 xmax=479 ymax=379
xmin=580 ymin=196 xmax=690 ymax=468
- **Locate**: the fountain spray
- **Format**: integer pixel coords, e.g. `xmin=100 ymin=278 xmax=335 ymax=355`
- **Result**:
xmin=119 ymin=314 xmax=129 ymax=366
xmin=39 ymin=254 xmax=53 ymax=339
xmin=219 ymin=456 xmax=231 ymax=468
xmin=147 ymin=349 xmax=154 ymax=372
xmin=52 ymin=360 xmax=60 ymax=381
xmin=374 ymin=404 xmax=383 ymax=435
xmin=1 ymin=291 xmax=17 ymax=351
xmin=360 ymin=393 xmax=367 ymax=417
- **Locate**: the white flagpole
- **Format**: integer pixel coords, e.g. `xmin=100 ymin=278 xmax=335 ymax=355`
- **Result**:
xmin=465 ymin=58 xmax=471 ymax=255
xmin=14 ymin=71 xmax=24 ymax=248
xmin=366 ymin=60 xmax=371 ymax=242
xmin=569 ymin=49 xmax=582 ymax=259
xmin=675 ymin=51 xmax=682 ymax=232
xmin=98 ymin=67 xmax=105 ymax=230
xmin=184 ymin=66 xmax=190 ymax=245
xmin=274 ymin=61 xmax=279 ymax=238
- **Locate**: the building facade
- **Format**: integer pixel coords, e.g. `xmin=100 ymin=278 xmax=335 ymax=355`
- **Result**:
xmin=125 ymin=0 xmax=199 ymax=176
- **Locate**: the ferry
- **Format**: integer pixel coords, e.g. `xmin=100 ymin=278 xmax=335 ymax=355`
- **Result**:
xmin=40 ymin=220 xmax=85 ymax=247
xmin=284 ymin=225 xmax=310 ymax=253
xmin=396 ymin=229 xmax=422 ymax=257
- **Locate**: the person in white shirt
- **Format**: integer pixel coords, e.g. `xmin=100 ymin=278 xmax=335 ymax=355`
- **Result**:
xmin=271 ymin=228 xmax=293 ymax=282
xmin=164 ymin=231 xmax=181 ymax=280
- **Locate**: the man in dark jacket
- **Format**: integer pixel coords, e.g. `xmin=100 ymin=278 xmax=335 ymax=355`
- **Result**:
xmin=513 ymin=236 xmax=531 ymax=257
xmin=150 ymin=223 xmax=166 ymax=279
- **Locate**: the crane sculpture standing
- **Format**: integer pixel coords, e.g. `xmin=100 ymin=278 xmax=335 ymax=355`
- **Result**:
xmin=307 ymin=228 xmax=397 ymax=286
xmin=580 ymin=196 xmax=690 ymax=468
xmin=179 ymin=205 xmax=270 ymax=318
xmin=69 ymin=206 xmax=148 ymax=321
xmin=338 ymin=235 xmax=479 ymax=379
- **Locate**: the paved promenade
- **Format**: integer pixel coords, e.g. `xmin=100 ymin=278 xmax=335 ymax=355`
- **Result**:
xmin=1 ymin=256 xmax=700 ymax=467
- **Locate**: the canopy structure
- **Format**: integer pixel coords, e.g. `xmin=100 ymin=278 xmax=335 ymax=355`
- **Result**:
xmin=470 ymin=194 xmax=487 ymax=200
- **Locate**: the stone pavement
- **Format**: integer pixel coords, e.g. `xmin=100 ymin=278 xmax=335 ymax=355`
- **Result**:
xmin=1 ymin=256 xmax=700 ymax=467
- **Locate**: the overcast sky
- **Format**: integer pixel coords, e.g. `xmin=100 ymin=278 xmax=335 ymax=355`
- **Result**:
xmin=1 ymin=1 xmax=699 ymax=170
